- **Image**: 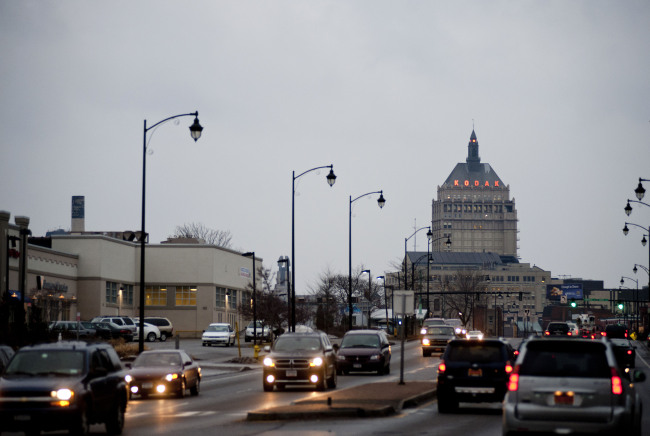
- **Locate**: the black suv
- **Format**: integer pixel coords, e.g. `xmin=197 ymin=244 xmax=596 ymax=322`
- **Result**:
xmin=436 ymin=338 xmax=515 ymax=413
xmin=262 ymin=332 xmax=337 ymax=392
xmin=544 ymin=322 xmax=570 ymax=336
xmin=0 ymin=341 xmax=128 ymax=435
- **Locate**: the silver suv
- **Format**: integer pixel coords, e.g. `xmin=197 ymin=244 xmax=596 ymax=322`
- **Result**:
xmin=503 ymin=337 xmax=646 ymax=435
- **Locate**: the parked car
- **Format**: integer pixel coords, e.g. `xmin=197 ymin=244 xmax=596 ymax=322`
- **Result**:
xmin=262 ymin=331 xmax=337 ymax=392
xmin=436 ymin=338 xmax=515 ymax=413
xmin=336 ymin=330 xmax=392 ymax=374
xmin=245 ymin=321 xmax=272 ymax=343
xmin=142 ymin=317 xmax=174 ymax=341
xmin=90 ymin=321 xmax=134 ymax=342
xmin=0 ymin=341 xmax=128 ymax=435
xmin=503 ymin=337 xmax=646 ymax=435
xmin=544 ymin=322 xmax=571 ymax=336
xmin=91 ymin=316 xmax=137 ymax=336
xmin=0 ymin=345 xmax=15 ymax=374
xmin=49 ymin=320 xmax=96 ymax=338
xmin=124 ymin=350 xmax=201 ymax=399
xmin=134 ymin=321 xmax=161 ymax=342
xmin=421 ymin=325 xmax=456 ymax=357
xmin=202 ymin=323 xmax=236 ymax=347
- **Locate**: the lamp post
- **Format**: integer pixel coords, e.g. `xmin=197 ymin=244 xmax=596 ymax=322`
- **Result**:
xmin=292 ymin=165 xmax=336 ymax=332
xmin=139 ymin=111 xmax=203 ymax=353
xmin=410 ymin=236 xmax=451 ymax=316
xmin=626 ymin=177 xmax=650 ymax=332
xmin=404 ymin=227 xmax=432 ymax=290
xmin=620 ymin=276 xmax=638 ymax=331
xmin=243 ymin=252 xmax=256 ymax=344
xmin=277 ymin=256 xmax=291 ymax=333
xmin=348 ymin=190 xmax=385 ymax=330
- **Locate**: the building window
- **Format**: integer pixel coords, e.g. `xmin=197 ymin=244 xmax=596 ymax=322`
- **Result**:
xmin=216 ymin=287 xmax=226 ymax=309
xmin=175 ymin=285 xmax=197 ymax=306
xmin=106 ymin=281 xmax=118 ymax=304
xmin=145 ymin=285 xmax=167 ymax=306
xmin=122 ymin=284 xmax=134 ymax=305
xmin=229 ymin=289 xmax=238 ymax=310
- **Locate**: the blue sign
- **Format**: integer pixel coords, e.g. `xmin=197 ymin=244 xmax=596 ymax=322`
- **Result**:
xmin=546 ymin=284 xmax=583 ymax=301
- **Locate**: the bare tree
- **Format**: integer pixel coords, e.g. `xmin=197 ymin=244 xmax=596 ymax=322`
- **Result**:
xmin=442 ymin=270 xmax=490 ymax=328
xmin=170 ymin=222 xmax=233 ymax=248
xmin=238 ymin=266 xmax=288 ymax=335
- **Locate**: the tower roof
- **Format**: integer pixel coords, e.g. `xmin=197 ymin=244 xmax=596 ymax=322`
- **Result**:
xmin=442 ymin=130 xmax=505 ymax=188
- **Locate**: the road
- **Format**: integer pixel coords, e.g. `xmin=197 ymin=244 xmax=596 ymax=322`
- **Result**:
xmin=78 ymin=336 xmax=650 ymax=435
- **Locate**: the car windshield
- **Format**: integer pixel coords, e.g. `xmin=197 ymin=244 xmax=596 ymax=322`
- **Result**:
xmin=340 ymin=334 xmax=380 ymax=349
xmin=427 ymin=327 xmax=455 ymax=335
xmin=519 ymin=341 xmax=610 ymax=378
xmin=5 ymin=350 xmax=85 ymax=376
xmin=134 ymin=352 xmax=182 ymax=367
xmin=447 ymin=343 xmax=503 ymax=363
xmin=274 ymin=336 xmax=322 ymax=352
xmin=249 ymin=322 xmax=264 ymax=328
xmin=207 ymin=325 xmax=228 ymax=332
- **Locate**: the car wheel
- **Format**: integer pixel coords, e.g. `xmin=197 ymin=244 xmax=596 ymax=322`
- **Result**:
xmin=316 ymin=371 xmax=327 ymax=391
xmin=263 ymin=381 xmax=273 ymax=392
xmin=176 ymin=379 xmax=186 ymax=398
xmin=105 ymin=401 xmax=125 ymax=435
xmin=69 ymin=405 xmax=90 ymax=435
xmin=202 ymin=342 xmax=206 ymax=347
xmin=147 ymin=332 xmax=157 ymax=342
xmin=160 ymin=333 xmax=167 ymax=342
xmin=190 ymin=379 xmax=200 ymax=396
xmin=327 ymin=368 xmax=337 ymax=389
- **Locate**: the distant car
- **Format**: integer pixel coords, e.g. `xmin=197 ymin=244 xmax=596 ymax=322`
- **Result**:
xmin=609 ymin=337 xmax=636 ymax=371
xmin=90 ymin=321 xmax=134 ymax=342
xmin=465 ymin=330 xmax=484 ymax=340
xmin=262 ymin=331 xmax=337 ymax=392
xmin=142 ymin=317 xmax=174 ymax=341
xmin=604 ymin=324 xmax=628 ymax=339
xmin=503 ymin=337 xmax=646 ymax=435
xmin=421 ymin=325 xmax=456 ymax=356
xmin=125 ymin=350 xmax=201 ymax=399
xmin=420 ymin=318 xmax=446 ymax=334
xmin=436 ymin=338 xmax=515 ymax=413
xmin=336 ymin=330 xmax=392 ymax=375
xmin=245 ymin=321 xmax=272 ymax=343
xmin=544 ymin=322 xmax=570 ymax=336
xmin=134 ymin=321 xmax=161 ymax=342
xmin=91 ymin=316 xmax=137 ymax=336
xmin=48 ymin=320 xmax=96 ymax=338
xmin=565 ymin=321 xmax=580 ymax=336
xmin=0 ymin=341 xmax=128 ymax=434
xmin=0 ymin=345 xmax=14 ymax=374
xmin=202 ymin=323 xmax=236 ymax=347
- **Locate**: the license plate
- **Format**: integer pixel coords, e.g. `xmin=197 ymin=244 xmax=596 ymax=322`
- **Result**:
xmin=468 ymin=368 xmax=482 ymax=377
xmin=353 ymin=363 xmax=362 ymax=369
xmin=143 ymin=382 xmax=153 ymax=389
xmin=554 ymin=392 xmax=574 ymax=405
xmin=286 ymin=370 xmax=297 ymax=377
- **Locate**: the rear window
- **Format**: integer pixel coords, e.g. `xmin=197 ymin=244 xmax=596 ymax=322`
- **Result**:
xmin=519 ymin=341 xmax=610 ymax=378
xmin=446 ymin=342 xmax=505 ymax=363
xmin=547 ymin=323 xmax=569 ymax=332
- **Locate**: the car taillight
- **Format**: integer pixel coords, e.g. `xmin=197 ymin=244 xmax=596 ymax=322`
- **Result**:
xmin=505 ymin=363 xmax=513 ymax=373
xmin=507 ymin=367 xmax=520 ymax=391
xmin=567 ymin=332 xmax=572 ymax=336
xmin=438 ymin=361 xmax=446 ymax=374
xmin=601 ymin=332 xmax=607 ymax=337
xmin=544 ymin=331 xmax=550 ymax=336
xmin=627 ymin=350 xmax=633 ymax=355
xmin=611 ymin=368 xmax=623 ymax=395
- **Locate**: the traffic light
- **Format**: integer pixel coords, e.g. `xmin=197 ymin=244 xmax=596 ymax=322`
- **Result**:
xmin=617 ymin=301 xmax=624 ymax=311
xmin=570 ymin=298 xmax=577 ymax=308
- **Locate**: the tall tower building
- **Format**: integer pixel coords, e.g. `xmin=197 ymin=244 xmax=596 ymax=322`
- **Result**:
xmin=431 ymin=130 xmax=518 ymax=258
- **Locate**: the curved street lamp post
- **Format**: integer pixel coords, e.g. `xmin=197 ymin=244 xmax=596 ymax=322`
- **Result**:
xmin=139 ymin=111 xmax=203 ymax=353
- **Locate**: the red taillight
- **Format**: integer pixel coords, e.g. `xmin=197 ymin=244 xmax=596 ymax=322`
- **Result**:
xmin=627 ymin=350 xmax=633 ymax=355
xmin=514 ymin=350 xmax=519 ymax=356
xmin=611 ymin=368 xmax=623 ymax=395
xmin=544 ymin=331 xmax=550 ymax=336
xmin=507 ymin=370 xmax=520 ymax=392
xmin=601 ymin=332 xmax=607 ymax=337
xmin=505 ymin=363 xmax=513 ymax=374
xmin=567 ymin=332 xmax=572 ymax=336
xmin=438 ymin=362 xmax=446 ymax=374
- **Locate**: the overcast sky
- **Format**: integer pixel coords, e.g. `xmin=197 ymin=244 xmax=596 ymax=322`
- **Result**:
xmin=2 ymin=1 xmax=649 ymax=294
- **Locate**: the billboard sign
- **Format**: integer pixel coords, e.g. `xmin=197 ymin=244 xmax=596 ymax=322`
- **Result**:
xmin=546 ymin=284 xmax=583 ymax=301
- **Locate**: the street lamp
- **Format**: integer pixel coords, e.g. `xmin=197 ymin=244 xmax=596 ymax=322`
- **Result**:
xmin=348 ymin=190 xmax=385 ymax=330
xmin=139 ymin=111 xmax=203 ymax=352
xmin=277 ymin=256 xmax=291 ymax=333
xmin=291 ymin=165 xmax=336 ymax=332
xmin=404 ymin=227 xmax=432 ymax=291
xmin=620 ymin=276 xmax=639 ymax=331
xmin=243 ymin=252 xmax=257 ymax=344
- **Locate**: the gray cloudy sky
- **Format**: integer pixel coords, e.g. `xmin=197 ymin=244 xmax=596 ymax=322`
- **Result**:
xmin=2 ymin=1 xmax=649 ymax=294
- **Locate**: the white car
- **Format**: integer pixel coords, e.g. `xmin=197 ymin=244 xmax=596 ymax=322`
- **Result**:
xmin=566 ymin=321 xmax=580 ymax=336
xmin=202 ymin=323 xmax=236 ymax=347
xmin=245 ymin=321 xmax=271 ymax=343
xmin=465 ymin=330 xmax=484 ymax=340
xmin=134 ymin=321 xmax=161 ymax=342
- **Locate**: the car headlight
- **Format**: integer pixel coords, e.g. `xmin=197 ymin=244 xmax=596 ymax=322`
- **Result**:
xmin=422 ymin=338 xmax=430 ymax=346
xmin=310 ymin=357 xmax=323 ymax=367
xmin=51 ymin=389 xmax=74 ymax=401
xmin=125 ymin=374 xmax=132 ymax=383
xmin=263 ymin=357 xmax=275 ymax=367
xmin=420 ymin=328 xmax=428 ymax=335
xmin=165 ymin=373 xmax=180 ymax=382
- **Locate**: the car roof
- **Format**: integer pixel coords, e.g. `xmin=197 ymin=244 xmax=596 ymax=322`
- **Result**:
xmin=18 ymin=341 xmax=108 ymax=352
xmin=344 ymin=329 xmax=383 ymax=335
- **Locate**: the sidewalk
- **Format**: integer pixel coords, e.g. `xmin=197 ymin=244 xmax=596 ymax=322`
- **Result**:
xmin=247 ymin=381 xmax=436 ymax=421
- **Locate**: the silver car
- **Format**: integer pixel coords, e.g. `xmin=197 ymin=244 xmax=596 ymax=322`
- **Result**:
xmin=502 ymin=337 xmax=646 ymax=435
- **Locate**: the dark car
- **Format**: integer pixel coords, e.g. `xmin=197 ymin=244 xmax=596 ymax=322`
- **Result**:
xmin=544 ymin=322 xmax=571 ymax=336
xmin=0 ymin=341 xmax=128 ymax=435
xmin=262 ymin=332 xmax=337 ymax=392
xmin=421 ymin=325 xmax=456 ymax=357
xmin=0 ymin=345 xmax=14 ymax=374
xmin=604 ymin=324 xmax=628 ymax=339
xmin=609 ymin=338 xmax=636 ymax=371
xmin=125 ymin=350 xmax=200 ymax=399
xmin=503 ymin=337 xmax=646 ymax=435
xmin=336 ymin=330 xmax=392 ymax=375
xmin=91 ymin=321 xmax=134 ymax=342
xmin=436 ymin=338 xmax=515 ymax=413
xmin=49 ymin=320 xmax=96 ymax=339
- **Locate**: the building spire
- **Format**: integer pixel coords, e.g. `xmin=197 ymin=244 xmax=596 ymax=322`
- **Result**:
xmin=467 ymin=128 xmax=480 ymax=166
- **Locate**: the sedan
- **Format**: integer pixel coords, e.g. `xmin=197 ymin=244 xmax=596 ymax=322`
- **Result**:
xmin=134 ymin=321 xmax=161 ymax=342
xmin=90 ymin=321 xmax=133 ymax=342
xmin=125 ymin=350 xmax=201 ymax=399
xmin=202 ymin=323 xmax=236 ymax=347
xmin=337 ymin=330 xmax=392 ymax=374
xmin=465 ymin=330 xmax=484 ymax=340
